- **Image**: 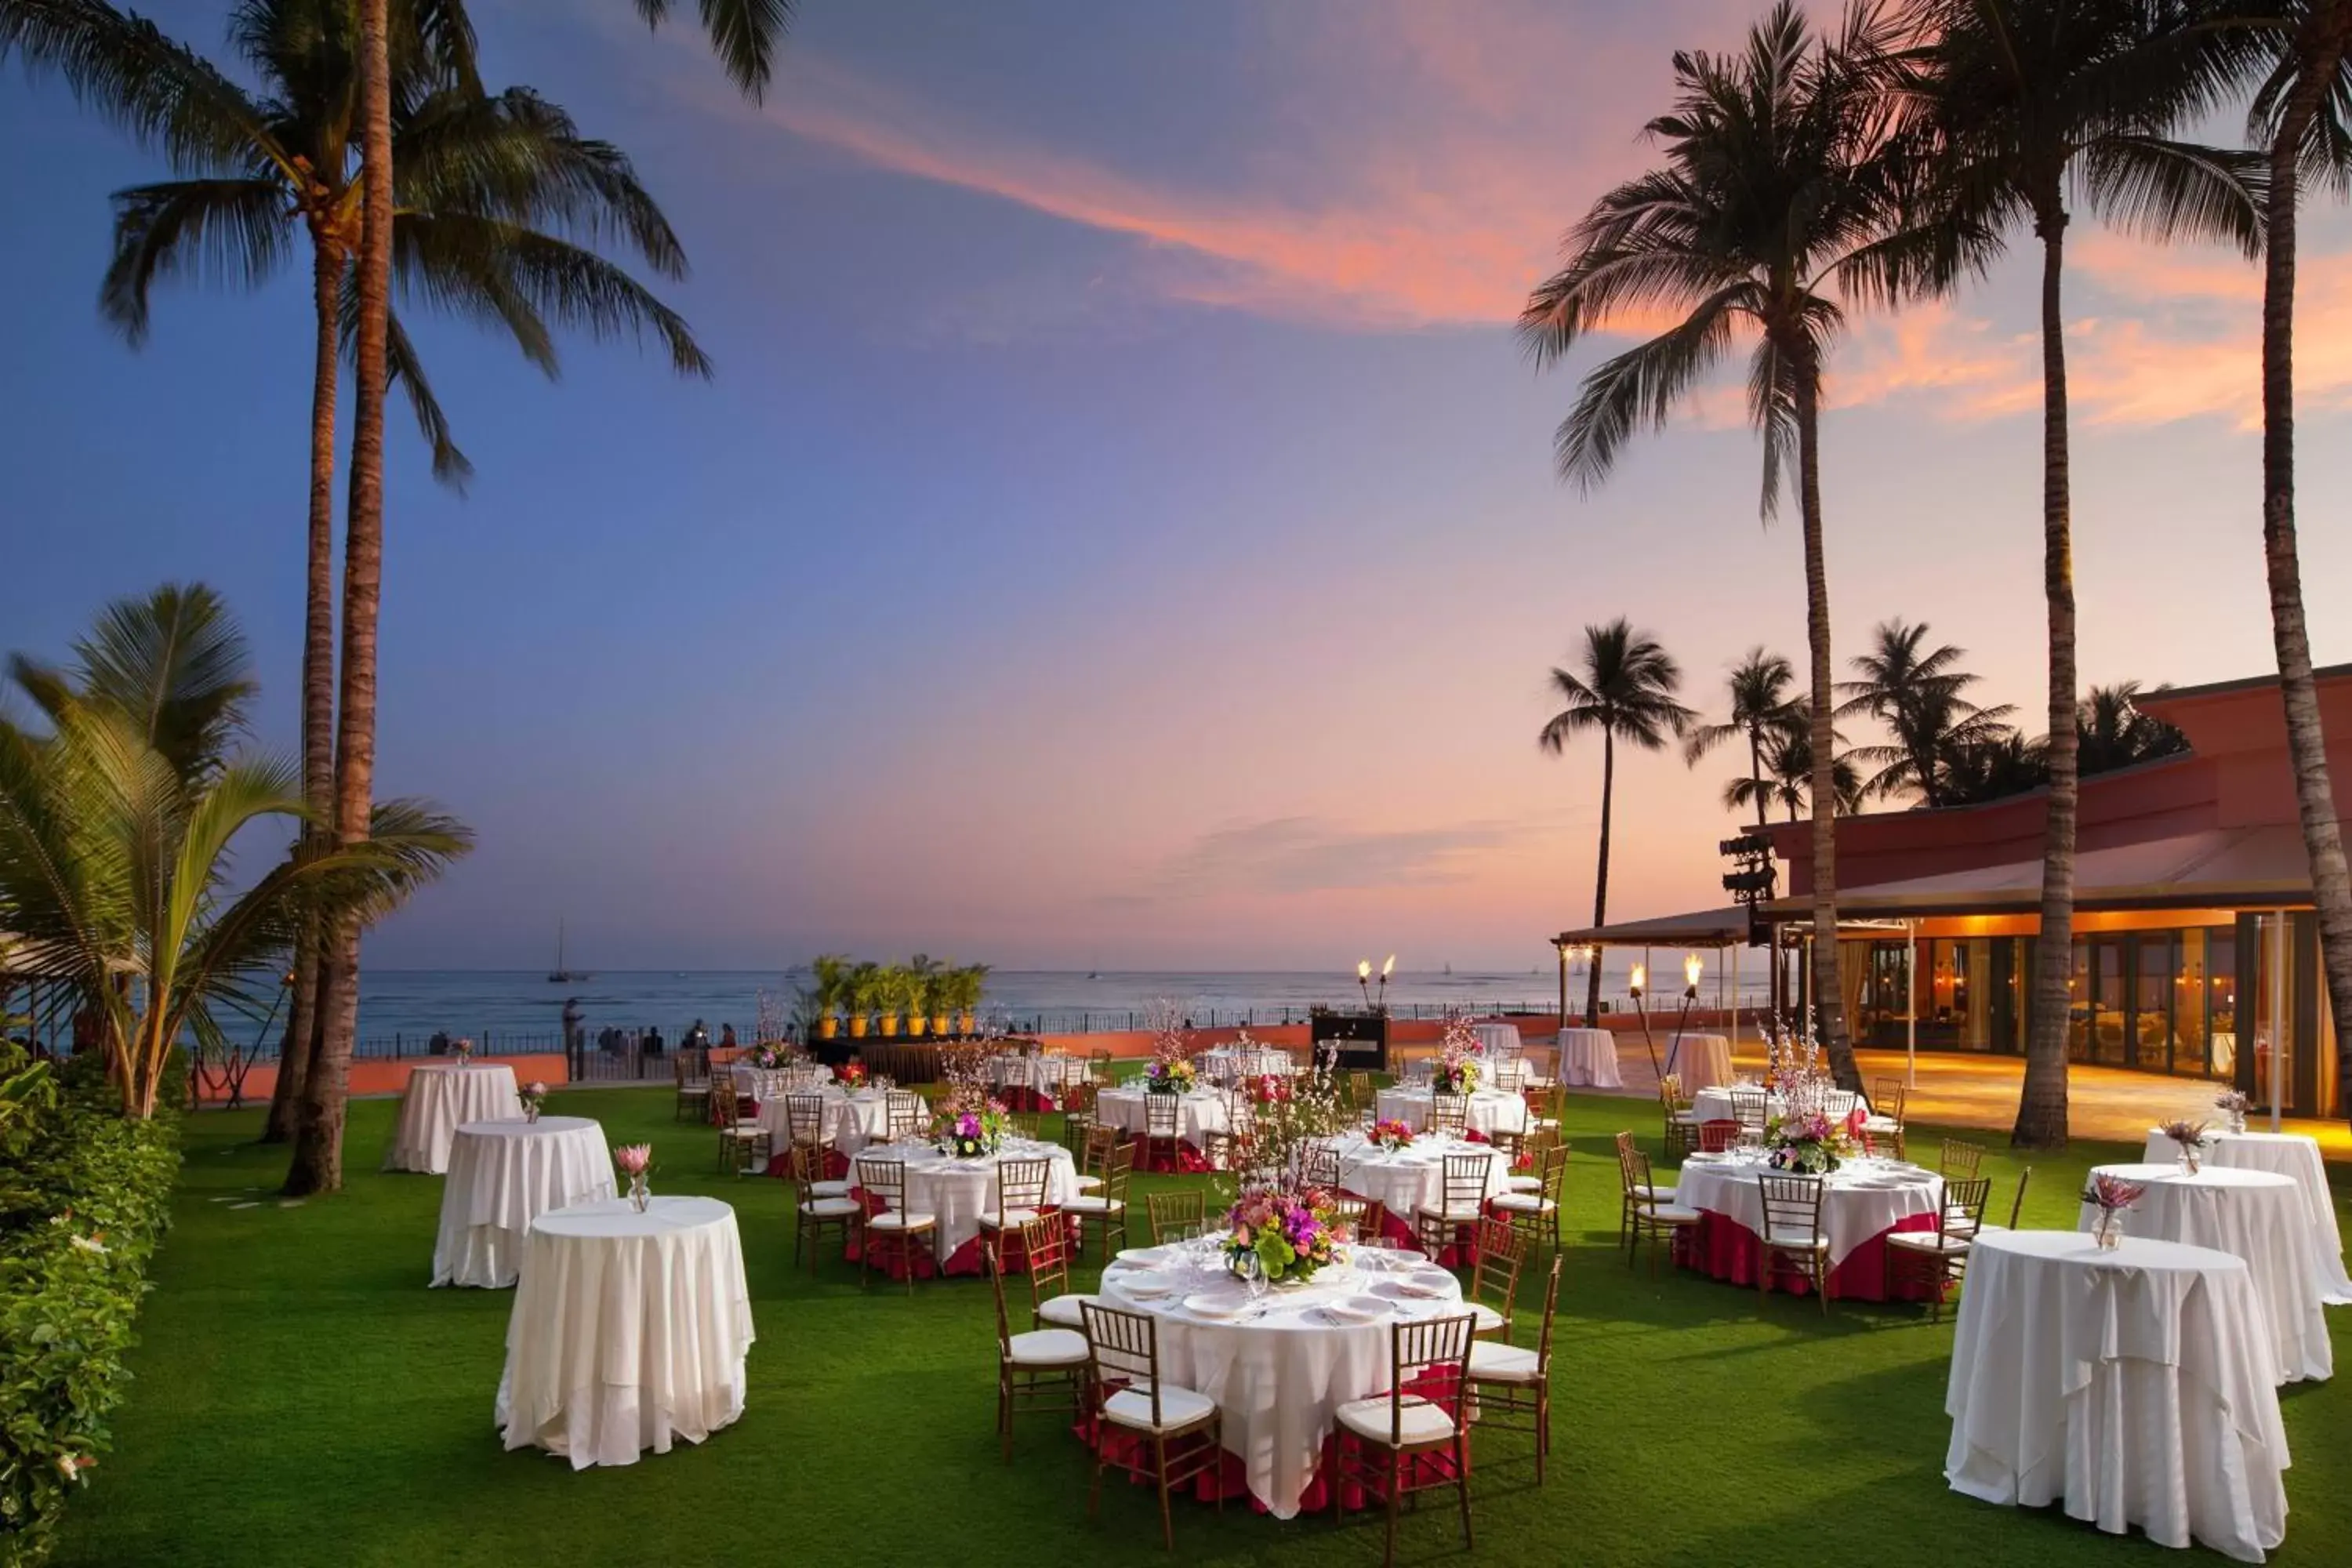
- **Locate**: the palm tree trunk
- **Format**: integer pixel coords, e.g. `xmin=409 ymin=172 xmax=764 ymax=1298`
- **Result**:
xmin=2016 ymin=215 xmax=2076 ymax=1151
xmin=2261 ymin=31 xmax=2352 ymax=1128
xmin=1584 ymin=729 xmax=1613 ymax=1026
xmin=1795 ymin=366 xmax=1856 ymax=1091
xmin=265 ymin=236 xmax=343 ymax=1145
xmin=288 ymin=0 xmax=391 ymax=1196
xmin=1748 ymin=731 xmax=1765 ymax=829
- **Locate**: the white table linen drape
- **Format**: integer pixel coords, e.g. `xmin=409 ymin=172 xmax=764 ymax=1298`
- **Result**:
xmin=1471 ymin=1023 xmax=1523 ymax=1061
xmin=987 ymin=1054 xmax=1090 ymax=1094
xmin=1553 ymin=1027 xmax=1622 ymax=1088
xmin=1197 ymin=1045 xmax=1298 ymax=1080
xmin=1098 ymin=1088 xmax=1229 ymax=1145
xmin=432 ymin=1117 xmax=615 ymax=1288
xmin=855 ymin=1139 xmax=1080 ymax=1262
xmin=756 ymin=1087 xmax=891 ymax=1160
xmin=1675 ymin=1153 xmax=1940 ymax=1270
xmin=385 ymin=1063 xmax=523 ymax=1174
xmin=1096 ymin=1242 xmax=1468 ymax=1518
xmin=496 ymin=1196 xmax=754 ymax=1469
xmin=2143 ymin=1130 xmax=2350 ymax=1305
xmin=1664 ymin=1034 xmax=1734 ymax=1093
xmin=1945 ymin=1229 xmax=2289 ymax=1563
xmin=1371 ymin=1087 xmax=1528 ymax=1138
xmin=2078 ymin=1163 xmax=2332 ymax=1385
xmin=1690 ymin=1087 xmax=1860 ymax=1126
xmin=1329 ymin=1133 xmax=1508 ymax=1220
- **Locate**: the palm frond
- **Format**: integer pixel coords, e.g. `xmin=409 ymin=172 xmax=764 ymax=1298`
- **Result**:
xmin=2 ymin=0 xmax=278 ymax=174
xmin=633 ymin=0 xmax=795 ymax=102
xmin=2080 ymin=133 xmax=2267 ymax=256
xmin=385 ymin=307 xmax=474 ymax=489
xmin=100 ymin=177 xmax=293 ymax=344
xmin=1554 ymin=290 xmax=1740 ymax=492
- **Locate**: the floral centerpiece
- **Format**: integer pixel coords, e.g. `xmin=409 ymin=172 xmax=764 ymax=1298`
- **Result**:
xmin=1247 ymin=1073 xmax=1292 ymax=1106
xmin=1432 ymin=1014 xmax=1483 ymax=1094
xmin=614 ymin=1143 xmax=653 ymax=1211
xmin=2160 ymin=1117 xmax=2210 ymax=1174
xmin=1143 ymin=1057 xmax=1196 ymax=1094
xmin=2083 ymin=1171 xmax=2147 ymax=1248
xmin=1223 ymin=1181 xmax=1341 ymax=1284
xmin=1142 ymin=998 xmax=1199 ymax=1094
xmin=2214 ymin=1089 xmax=2250 ymax=1134
xmin=517 ymin=1080 xmax=548 ymax=1123
xmin=836 ymin=1059 xmax=869 ymax=1091
xmin=1368 ymin=1117 xmax=1415 ymax=1152
xmin=753 ymin=1044 xmax=782 ymax=1069
xmin=932 ymin=1087 xmax=1012 ymax=1158
xmin=451 ymin=1037 xmax=474 ymax=1065
xmin=1765 ymin=1109 xmax=1855 ymax=1174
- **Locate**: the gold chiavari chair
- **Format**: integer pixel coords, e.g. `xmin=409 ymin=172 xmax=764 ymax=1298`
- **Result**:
xmin=1007 ymin=1109 xmax=1045 ymax=1143
xmin=1884 ymin=1174 xmax=1991 ymax=1322
xmin=978 ymin=1156 xmax=1054 ymax=1265
xmin=784 ymin=1091 xmax=837 ymax=1163
xmin=1427 ymin=1091 xmax=1469 ymax=1138
xmin=1146 ymin=1189 xmax=1208 ymax=1246
xmin=1022 ymin=1212 xmax=1102 ymax=1330
xmin=1348 ymin=1069 xmax=1375 ymax=1110
xmin=711 ymin=1067 xmax=772 ymax=1176
xmin=1468 ymin=1253 xmax=1562 ymax=1483
xmin=1331 ymin=1312 xmax=1477 ymax=1567
xmin=854 ymin=1156 xmax=938 ymax=1295
xmin=1976 ymin=1166 xmax=2032 ymax=1233
xmin=1492 ymin=1142 xmax=1567 ymax=1258
xmin=1729 ymin=1087 xmax=1770 ymax=1138
xmin=789 ymin=1144 xmax=861 ymax=1274
xmin=884 ymin=1089 xmax=928 ymax=1142
xmin=1061 ymin=1079 xmax=1099 ymax=1154
xmin=1697 ymin=1120 xmax=1740 ymax=1152
xmin=1526 ymin=1081 xmax=1565 ymax=1138
xmin=1657 ymin=1074 xmax=1698 ymax=1160
xmin=1080 ymin=1302 xmax=1224 ymax=1549
xmin=1414 ymin=1151 xmax=1492 ymax=1259
xmin=1463 ymin=1218 xmax=1526 ymax=1340
xmin=986 ymin=1239 xmax=1089 ymax=1462
xmin=1304 ymin=1141 xmax=1343 ymax=1192
xmin=1070 ymin=1121 xmax=1119 ymax=1194
xmin=1347 ymin=1197 xmax=1394 ymax=1247
xmin=1940 ymin=1138 xmax=1985 ymax=1181
xmin=1200 ymin=1091 xmax=1251 ymax=1172
xmin=673 ymin=1051 xmax=710 ymax=1122
xmin=1756 ymin=1171 xmax=1832 ymax=1312
xmin=1502 ymin=1125 xmax=1557 ymax=1194
xmin=1139 ymin=1090 xmax=1185 ymax=1172
xmin=1062 ymin=1141 xmax=1134 ymax=1261
xmin=1088 ymin=1047 xmax=1116 ymax=1084
xmin=1861 ymin=1078 xmax=1907 ymax=1160
xmin=1618 ymin=1140 xmax=1697 ymax=1275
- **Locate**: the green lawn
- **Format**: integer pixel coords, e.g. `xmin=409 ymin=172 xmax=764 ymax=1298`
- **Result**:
xmin=53 ymin=1087 xmax=2352 ymax=1567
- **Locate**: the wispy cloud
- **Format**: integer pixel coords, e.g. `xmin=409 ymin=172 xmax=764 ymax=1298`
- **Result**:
xmin=1138 ymin=814 xmax=1550 ymax=900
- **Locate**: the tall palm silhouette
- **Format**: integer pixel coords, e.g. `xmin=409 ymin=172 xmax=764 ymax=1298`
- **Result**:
xmin=1686 ymin=648 xmax=1799 ymax=824
xmin=1900 ymin=0 xmax=2263 ymax=1145
xmin=1520 ymin=2 xmax=1942 ymax=1083
xmin=1540 ymin=620 xmax=1695 ymax=1026
xmin=1730 ymin=706 xmax=1864 ymax=822
xmin=2206 ymin=0 xmax=2352 ymax=1128
xmin=1837 ymin=619 xmax=2013 ymax=807
xmin=2076 ymin=681 xmax=2188 ymax=775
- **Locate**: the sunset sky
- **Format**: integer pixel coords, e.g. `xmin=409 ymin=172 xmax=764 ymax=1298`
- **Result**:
xmin=5 ymin=0 xmax=2349 ymax=972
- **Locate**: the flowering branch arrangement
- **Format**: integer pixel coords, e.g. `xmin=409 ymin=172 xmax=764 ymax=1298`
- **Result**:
xmin=1368 ymin=1116 xmax=1415 ymax=1152
xmin=930 ymin=1057 xmax=1011 ymax=1156
xmin=1224 ymin=1181 xmax=1341 ymax=1283
xmin=1765 ymin=1109 xmax=1854 ymax=1174
xmin=1143 ymin=998 xmax=1199 ymax=1094
xmin=1432 ymin=1013 xmax=1483 ymax=1094
xmin=1246 ymin=1073 xmax=1291 ymax=1106
xmin=2083 ymin=1171 xmax=2147 ymax=1214
xmin=451 ymin=1037 xmax=474 ymax=1065
xmin=2159 ymin=1117 xmax=2209 ymax=1150
xmin=835 ymin=1059 xmax=869 ymax=1091
xmin=517 ymin=1080 xmax=547 ymax=1121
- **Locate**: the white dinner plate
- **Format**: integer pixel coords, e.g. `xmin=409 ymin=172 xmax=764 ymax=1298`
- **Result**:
xmin=1323 ymin=1296 xmax=1390 ymax=1325
xmin=1380 ymin=1276 xmax=1450 ymax=1300
xmin=1117 ymin=1247 xmax=1174 ymax=1266
xmin=1120 ymin=1277 xmax=1176 ymax=1299
xmin=1182 ymin=1293 xmax=1247 ymax=1319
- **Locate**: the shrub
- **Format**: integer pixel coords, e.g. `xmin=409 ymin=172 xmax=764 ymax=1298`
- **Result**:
xmin=0 ymin=1063 xmax=180 ymax=1567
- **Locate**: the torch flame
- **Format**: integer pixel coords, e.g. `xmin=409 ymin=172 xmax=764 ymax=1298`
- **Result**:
xmin=1357 ymin=959 xmax=1371 ymax=981
xmin=1382 ymin=954 xmax=1396 ymax=978
xmin=1684 ymin=953 xmax=1703 ymax=987
xmin=1629 ymin=963 xmax=1646 ymax=992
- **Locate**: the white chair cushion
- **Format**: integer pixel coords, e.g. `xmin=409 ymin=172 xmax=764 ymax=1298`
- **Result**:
xmin=1646 ymin=1203 xmax=1702 ymax=1223
xmin=1490 ymin=1193 xmax=1554 ymax=1215
xmin=808 ymin=1178 xmax=852 ymax=1198
xmin=1004 ymin=1328 xmax=1089 ymax=1368
xmin=1503 ymin=1175 xmax=1544 ymax=1192
xmin=978 ymin=1207 xmax=1042 ymax=1229
xmin=1102 ymin=1384 xmax=1216 ymax=1432
xmin=804 ymin=1196 xmax=862 ymax=1218
xmin=1468 ymin=1302 xmax=1506 ymax=1333
xmin=1888 ymin=1232 xmax=1972 ymax=1255
xmin=1764 ymin=1228 xmax=1828 ymax=1250
xmin=1062 ymin=1196 xmax=1124 ymax=1214
xmin=1631 ymin=1183 xmax=1676 ymax=1203
xmin=1336 ymin=1396 xmax=1457 ymax=1445
xmin=1860 ymin=1115 xmax=1899 ymax=1132
xmin=867 ymin=1210 xmax=938 ymax=1232
xmin=1069 ymin=1174 xmax=1104 ymax=1191
xmin=1036 ymin=1292 xmax=1102 ymax=1328
xmin=1417 ymin=1203 xmax=1485 ymax=1222
xmin=1468 ymin=1340 xmax=1543 ymax=1384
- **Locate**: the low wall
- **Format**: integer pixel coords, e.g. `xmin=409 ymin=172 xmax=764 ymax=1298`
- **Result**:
xmin=191 ymin=1051 xmax=573 ymax=1111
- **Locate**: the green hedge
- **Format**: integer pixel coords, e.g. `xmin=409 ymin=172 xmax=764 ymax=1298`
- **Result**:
xmin=0 ymin=1055 xmax=180 ymax=1568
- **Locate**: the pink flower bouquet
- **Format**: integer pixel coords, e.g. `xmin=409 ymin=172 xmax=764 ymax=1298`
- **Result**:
xmin=613 ymin=1144 xmax=652 ymax=1177
xmin=1224 ymin=1183 xmax=1340 ymax=1283
xmin=517 ymin=1080 xmax=548 ymax=1122
xmin=1369 ymin=1117 xmax=1415 ymax=1152
xmin=836 ymin=1060 xmax=869 ymax=1091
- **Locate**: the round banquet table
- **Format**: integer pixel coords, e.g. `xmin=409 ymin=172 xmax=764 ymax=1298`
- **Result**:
xmin=1472 ymin=1022 xmax=1523 ymax=1060
xmin=1673 ymin=1152 xmax=1942 ymax=1300
xmin=384 ymin=1062 xmax=523 ymax=1174
xmin=495 ymin=1196 xmax=753 ymax=1468
xmin=1554 ymin=1026 xmax=1622 ymax=1088
xmin=1372 ymin=1087 xmax=1528 ymax=1139
xmin=1665 ymin=1033 xmax=1735 ymax=1093
xmin=739 ymin=1065 xmax=829 ymax=1102
xmin=1197 ymin=1045 xmax=1298 ymax=1080
xmin=848 ymin=1138 xmax=1080 ymax=1275
xmin=1095 ymin=1240 xmax=1469 ymax=1518
xmin=2143 ymin=1128 xmax=2351 ymax=1304
xmin=987 ymin=1052 xmax=1087 ymax=1109
xmin=1945 ymin=1229 xmax=2288 ymax=1563
xmin=432 ymin=1117 xmax=615 ymax=1288
xmin=1329 ymin=1132 xmax=1509 ymax=1259
xmin=755 ymin=1085 xmax=891 ymax=1174
xmin=1098 ymin=1087 xmax=1229 ymax=1170
xmin=1690 ymin=1085 xmax=1861 ymax=1127
xmin=2078 ymin=1163 xmax=2332 ymax=1384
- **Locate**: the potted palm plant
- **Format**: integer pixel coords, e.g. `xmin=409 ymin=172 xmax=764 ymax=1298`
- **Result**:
xmin=919 ymin=956 xmax=951 ymax=1036
xmin=846 ymin=962 xmax=880 ymax=1039
xmin=903 ymin=955 xmax=935 ymax=1037
xmin=954 ymin=964 xmax=989 ymax=1035
xmin=873 ymin=963 xmax=906 ymax=1039
xmin=811 ymin=953 xmax=851 ymax=1040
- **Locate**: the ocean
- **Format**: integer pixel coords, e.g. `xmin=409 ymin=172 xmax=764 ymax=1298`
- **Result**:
xmin=331 ymin=960 xmax=1773 ymax=1051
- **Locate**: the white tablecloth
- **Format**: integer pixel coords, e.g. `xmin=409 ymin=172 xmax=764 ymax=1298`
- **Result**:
xmin=739 ymin=1065 xmax=829 ymax=1101
xmin=384 ymin=1063 xmax=523 ymax=1174
xmin=854 ymin=1139 xmax=1080 ymax=1263
xmin=1946 ymin=1229 xmax=2289 ymax=1563
xmin=987 ymin=1053 xmax=1090 ymax=1093
xmin=1690 ymin=1086 xmax=1860 ymax=1126
xmin=1372 ymin=1087 xmax=1528 ymax=1138
xmin=496 ymin=1196 xmax=754 ymax=1468
xmin=1330 ymin=1132 xmax=1508 ymax=1220
xmin=2144 ymin=1129 xmax=2351 ymax=1305
xmin=756 ymin=1086 xmax=891 ymax=1160
xmin=1197 ymin=1045 xmax=1298 ymax=1080
xmin=1554 ymin=1027 xmax=1622 ymax=1088
xmin=1098 ymin=1087 xmax=1229 ymax=1145
xmin=1096 ymin=1241 xmax=1467 ymax=1518
xmin=1665 ymin=1033 xmax=1734 ymax=1093
xmin=2078 ymin=1163 xmax=2332 ymax=1384
xmin=1472 ymin=1022 xmax=1523 ymax=1060
xmin=1675 ymin=1152 xmax=1940 ymax=1271
xmin=432 ymin=1117 xmax=615 ymax=1289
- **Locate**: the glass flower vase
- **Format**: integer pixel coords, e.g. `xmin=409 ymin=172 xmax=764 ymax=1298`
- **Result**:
xmin=627 ymin=1172 xmax=651 ymax=1213
xmin=2094 ymin=1210 xmax=2122 ymax=1249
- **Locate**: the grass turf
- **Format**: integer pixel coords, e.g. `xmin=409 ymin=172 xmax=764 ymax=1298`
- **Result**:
xmin=51 ymin=1086 xmax=2352 ymax=1567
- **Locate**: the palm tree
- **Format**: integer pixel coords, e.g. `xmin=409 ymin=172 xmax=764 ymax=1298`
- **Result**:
xmin=2077 ymin=681 xmax=2189 ymax=773
xmin=633 ymin=0 xmax=794 ymax=100
xmin=1732 ymin=706 xmax=1866 ymax=822
xmin=1519 ymin=2 xmax=1944 ymax=1087
xmin=1942 ymin=731 xmax=2052 ymax=805
xmin=1837 ymin=619 xmax=2014 ymax=806
xmin=1538 ymin=620 xmax=1695 ymax=1025
xmin=0 ymin=585 xmax=469 ymax=1118
xmin=2207 ymin=0 xmax=2352 ymax=1127
xmin=1686 ymin=647 xmax=1800 ymax=823
xmin=1900 ymin=0 xmax=2263 ymax=1146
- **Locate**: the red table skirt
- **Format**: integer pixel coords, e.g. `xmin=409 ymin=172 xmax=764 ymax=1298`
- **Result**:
xmin=762 ymin=1147 xmax=851 ymax=1181
xmin=996 ymin=1085 xmax=1062 ymax=1113
xmin=1131 ymin=1136 xmax=1218 ymax=1174
xmin=1680 ymin=1209 xmax=1940 ymax=1301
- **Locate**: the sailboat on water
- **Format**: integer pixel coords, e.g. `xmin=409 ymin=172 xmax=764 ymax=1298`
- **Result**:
xmin=547 ymin=920 xmax=587 ymax=984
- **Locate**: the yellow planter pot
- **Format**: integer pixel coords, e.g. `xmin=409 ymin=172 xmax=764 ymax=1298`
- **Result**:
xmin=818 ymin=1017 xmax=840 ymax=1040
xmin=956 ymin=1011 xmax=976 ymax=1035
xmin=848 ymin=1015 xmax=869 ymax=1038
xmin=877 ymin=1013 xmax=900 ymax=1038
xmin=907 ymin=1016 xmax=928 ymax=1037
xmin=931 ymin=1014 xmax=951 ymax=1036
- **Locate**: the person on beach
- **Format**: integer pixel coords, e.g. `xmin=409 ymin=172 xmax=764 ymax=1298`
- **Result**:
xmin=719 ymin=1022 xmax=738 ymax=1051
xmin=644 ymin=1027 xmax=664 ymax=1056
xmin=685 ymin=1019 xmax=711 ymax=1051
